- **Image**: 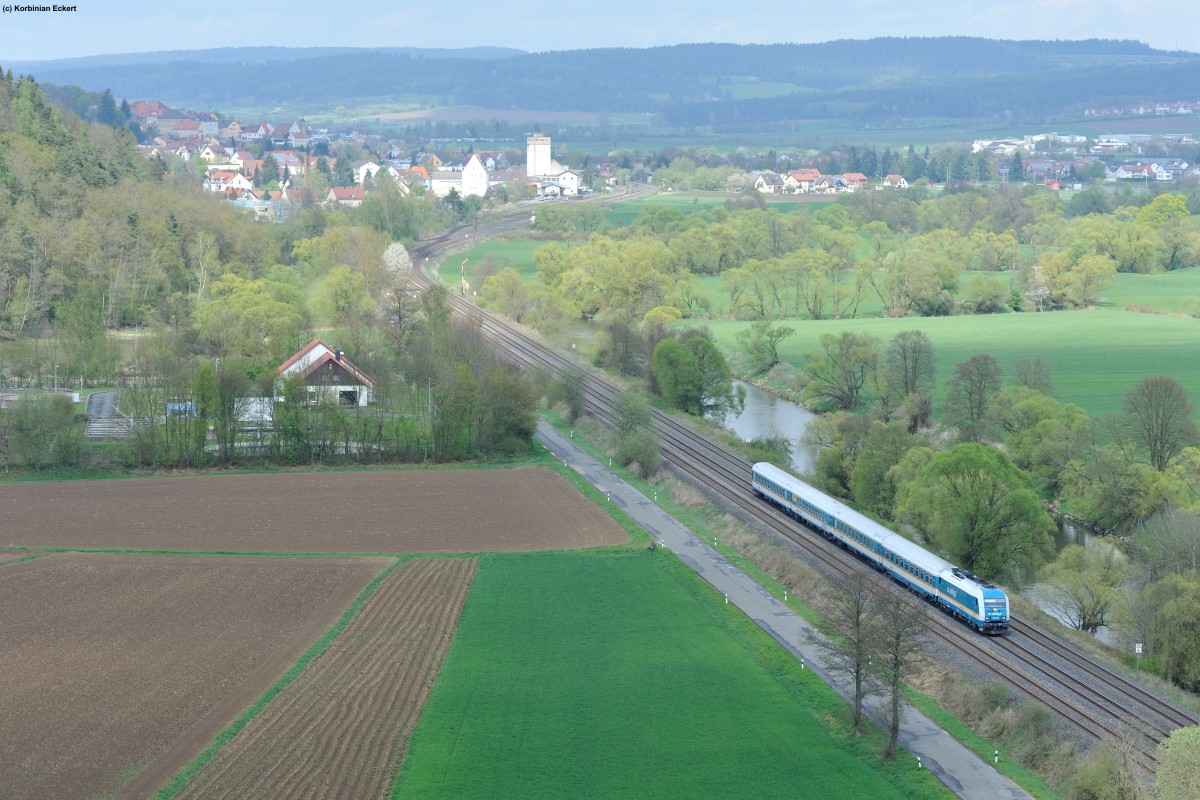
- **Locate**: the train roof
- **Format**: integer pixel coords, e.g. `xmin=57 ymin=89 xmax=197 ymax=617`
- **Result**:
xmin=753 ymin=462 xmax=954 ymax=577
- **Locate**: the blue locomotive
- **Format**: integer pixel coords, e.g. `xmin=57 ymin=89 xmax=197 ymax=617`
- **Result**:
xmin=752 ymin=462 xmax=1009 ymax=633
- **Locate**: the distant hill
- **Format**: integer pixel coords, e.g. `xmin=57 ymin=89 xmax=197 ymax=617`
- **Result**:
xmin=2 ymin=45 xmax=525 ymax=75
xmin=9 ymin=38 xmax=1199 ymax=126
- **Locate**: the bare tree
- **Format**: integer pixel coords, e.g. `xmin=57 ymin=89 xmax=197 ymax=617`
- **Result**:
xmin=1013 ymin=356 xmax=1055 ymax=396
xmin=1036 ymin=543 xmax=1136 ymax=634
xmin=800 ymin=331 xmax=881 ymax=411
xmin=885 ymin=329 xmax=936 ymax=400
xmin=874 ymin=592 xmax=926 ymax=759
xmin=1135 ymin=506 xmax=1200 ymax=580
xmin=883 ymin=330 xmax=936 ymax=425
xmin=944 ymin=353 xmax=1003 ymax=442
xmin=808 ymin=574 xmax=881 ymax=732
xmin=1114 ymin=376 xmax=1200 ymax=471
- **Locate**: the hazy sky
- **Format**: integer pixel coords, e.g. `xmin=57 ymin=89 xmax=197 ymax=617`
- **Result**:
xmin=1 ymin=0 xmax=1197 ymax=62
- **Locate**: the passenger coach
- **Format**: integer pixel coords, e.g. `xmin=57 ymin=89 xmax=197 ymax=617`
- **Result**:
xmin=751 ymin=462 xmax=1009 ymax=633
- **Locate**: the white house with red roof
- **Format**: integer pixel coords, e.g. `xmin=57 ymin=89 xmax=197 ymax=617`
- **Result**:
xmin=842 ymin=172 xmax=869 ymax=191
xmin=203 ymin=171 xmax=254 ymax=193
xmin=784 ymin=169 xmax=822 ymax=193
xmin=277 ymin=338 xmax=375 ymax=406
xmin=325 ymin=187 xmax=365 ymax=208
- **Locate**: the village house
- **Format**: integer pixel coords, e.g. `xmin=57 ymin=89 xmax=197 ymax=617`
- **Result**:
xmin=784 ymin=168 xmax=821 ymax=193
xmin=353 ymin=160 xmax=381 ymax=185
xmin=277 ymin=338 xmax=375 ymax=407
xmin=842 ymin=172 xmax=869 ymax=191
xmin=242 ymin=122 xmax=273 ymax=142
xmin=202 ymin=171 xmax=254 ymax=193
xmin=129 ymin=99 xmax=174 ymax=127
xmin=199 ymin=143 xmax=233 ymax=164
xmin=1108 ymin=162 xmax=1165 ymax=182
xmin=753 ymin=171 xmax=785 ymax=194
xmin=325 ymin=187 xmax=366 ymax=208
xmin=167 ymin=119 xmax=202 ymax=140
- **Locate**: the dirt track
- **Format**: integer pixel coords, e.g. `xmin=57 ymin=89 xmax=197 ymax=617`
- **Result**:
xmin=0 ymin=552 xmax=389 ymax=800
xmin=0 ymin=467 xmax=626 ymax=552
xmin=173 ymin=558 xmax=478 ymax=799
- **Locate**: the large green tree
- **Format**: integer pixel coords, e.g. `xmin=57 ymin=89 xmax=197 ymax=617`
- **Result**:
xmin=651 ymin=335 xmax=739 ymax=420
xmin=894 ymin=443 xmax=1054 ymax=579
xmin=3 ymin=392 xmax=82 ymax=470
xmin=1156 ymin=725 xmax=1200 ymax=800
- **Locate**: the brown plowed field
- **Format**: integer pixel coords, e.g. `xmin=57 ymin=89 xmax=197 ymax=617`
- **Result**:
xmin=0 ymin=467 xmax=626 ymax=552
xmin=0 ymin=552 xmax=390 ymax=800
xmin=173 ymin=558 xmax=478 ymax=800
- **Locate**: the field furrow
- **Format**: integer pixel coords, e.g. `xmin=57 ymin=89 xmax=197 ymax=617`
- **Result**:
xmin=0 ymin=553 xmax=388 ymax=800
xmin=320 ymin=564 xmax=454 ymax=798
xmin=173 ymin=557 xmax=478 ymax=800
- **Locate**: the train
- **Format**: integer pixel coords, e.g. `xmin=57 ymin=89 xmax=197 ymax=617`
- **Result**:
xmin=751 ymin=462 xmax=1009 ymax=634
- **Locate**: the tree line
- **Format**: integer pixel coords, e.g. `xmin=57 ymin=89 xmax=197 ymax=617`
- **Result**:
xmin=497 ymin=185 xmax=1199 ymax=342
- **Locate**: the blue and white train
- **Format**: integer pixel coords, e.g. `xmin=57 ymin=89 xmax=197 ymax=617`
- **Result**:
xmin=751 ymin=462 xmax=1009 ymax=634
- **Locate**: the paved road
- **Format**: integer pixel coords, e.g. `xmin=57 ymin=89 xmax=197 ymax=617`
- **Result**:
xmin=85 ymin=390 xmax=120 ymax=418
xmin=536 ymin=420 xmax=1030 ymax=800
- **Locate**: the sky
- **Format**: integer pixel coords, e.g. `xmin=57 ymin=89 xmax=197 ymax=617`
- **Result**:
xmin=1 ymin=0 xmax=1197 ymax=62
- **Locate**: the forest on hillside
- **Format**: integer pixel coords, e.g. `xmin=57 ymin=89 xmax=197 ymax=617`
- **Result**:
xmin=18 ymin=39 xmax=1200 ymax=126
xmin=0 ymin=73 xmax=542 ymax=470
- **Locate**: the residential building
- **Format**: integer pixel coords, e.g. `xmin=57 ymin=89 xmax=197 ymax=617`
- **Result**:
xmin=277 ymin=338 xmax=375 ymax=407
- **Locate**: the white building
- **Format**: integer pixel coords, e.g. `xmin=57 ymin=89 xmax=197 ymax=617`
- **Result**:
xmin=461 ymin=154 xmax=489 ymax=197
xmin=526 ymin=134 xmax=582 ymax=196
xmin=526 ymin=135 xmax=554 ymax=179
xmin=428 ymin=154 xmax=490 ymax=198
xmin=277 ymin=338 xmax=375 ymax=407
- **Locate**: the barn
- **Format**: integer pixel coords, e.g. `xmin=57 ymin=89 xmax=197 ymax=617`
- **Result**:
xmin=277 ymin=339 xmax=375 ymax=407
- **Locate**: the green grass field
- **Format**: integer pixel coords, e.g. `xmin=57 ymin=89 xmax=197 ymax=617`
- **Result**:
xmin=436 ymin=238 xmax=543 ymax=289
xmin=703 ymin=308 xmax=1200 ymax=419
xmin=393 ymin=550 xmax=949 ymax=800
xmin=1099 ymin=267 xmax=1200 ymax=313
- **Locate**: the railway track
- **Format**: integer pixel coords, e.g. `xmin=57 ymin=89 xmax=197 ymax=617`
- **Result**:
xmin=407 ymin=207 xmax=1197 ymax=773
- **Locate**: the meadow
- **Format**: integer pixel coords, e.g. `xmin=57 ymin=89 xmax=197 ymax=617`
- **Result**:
xmin=393 ymin=550 xmax=949 ymax=800
xmin=437 ymin=190 xmax=1200 ymax=422
xmin=704 ymin=307 xmax=1200 ymax=419
xmin=437 ymin=238 xmax=542 ymax=287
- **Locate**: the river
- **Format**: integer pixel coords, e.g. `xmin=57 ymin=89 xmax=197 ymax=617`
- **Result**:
xmin=722 ymin=380 xmax=819 ymax=474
